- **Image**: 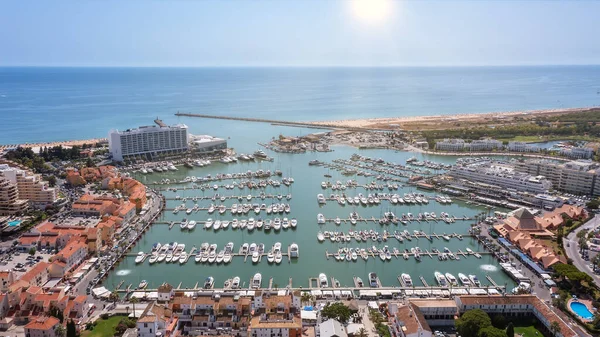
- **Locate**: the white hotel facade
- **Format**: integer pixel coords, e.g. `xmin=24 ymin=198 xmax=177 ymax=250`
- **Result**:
xmin=449 ymin=162 xmax=552 ymax=194
xmin=109 ymin=123 xmax=189 ymax=161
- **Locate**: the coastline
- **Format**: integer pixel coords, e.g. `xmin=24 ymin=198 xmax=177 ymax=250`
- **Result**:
xmin=0 ymin=138 xmax=107 ymax=150
xmin=307 ymin=107 xmax=592 ymax=130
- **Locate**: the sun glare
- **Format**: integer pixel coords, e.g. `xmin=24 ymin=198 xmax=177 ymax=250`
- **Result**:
xmin=351 ymin=0 xmax=392 ymax=24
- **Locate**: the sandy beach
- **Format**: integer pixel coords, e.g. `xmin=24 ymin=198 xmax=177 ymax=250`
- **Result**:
xmin=308 ymin=107 xmax=592 ymax=130
xmin=0 ymin=138 xmax=108 ymax=150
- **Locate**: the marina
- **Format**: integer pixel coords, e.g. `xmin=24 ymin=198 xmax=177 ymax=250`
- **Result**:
xmin=105 ymin=147 xmax=516 ymax=292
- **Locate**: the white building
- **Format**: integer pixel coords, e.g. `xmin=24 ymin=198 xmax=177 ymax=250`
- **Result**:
xmin=388 ymin=303 xmax=432 ymax=337
xmin=514 ymin=159 xmax=600 ymax=196
xmin=507 ymin=141 xmax=540 ymax=153
xmin=449 ymin=163 xmax=552 ymax=194
xmin=137 ymin=302 xmax=172 ymax=337
xmin=319 ymin=319 xmax=347 ymax=337
xmin=0 ymin=164 xmax=57 ymax=209
xmin=560 ymin=147 xmax=594 ymax=159
xmin=189 ymin=134 xmax=228 ymax=153
xmin=435 ymin=139 xmax=465 ymax=152
xmin=108 ymin=123 xmax=189 ymax=161
xmin=466 ymin=139 xmax=503 ymax=151
xmin=24 ymin=316 xmax=60 ymax=337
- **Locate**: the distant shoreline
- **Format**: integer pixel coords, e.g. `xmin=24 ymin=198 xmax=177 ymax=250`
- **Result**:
xmin=0 ymin=138 xmax=107 ymax=150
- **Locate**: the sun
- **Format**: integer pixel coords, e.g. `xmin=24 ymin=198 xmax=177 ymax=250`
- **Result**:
xmin=351 ymin=0 xmax=393 ymax=24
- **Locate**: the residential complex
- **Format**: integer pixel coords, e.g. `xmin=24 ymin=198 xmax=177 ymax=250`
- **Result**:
xmin=108 ymin=122 xmax=189 ymax=161
xmin=0 ymin=177 xmax=28 ymax=215
xmin=448 ymin=162 xmax=552 ymax=194
xmin=560 ymin=147 xmax=594 ymax=159
xmin=435 ymin=138 xmax=502 ymax=152
xmin=0 ymin=164 xmax=57 ymax=210
xmin=507 ymin=141 xmax=540 ymax=153
xmin=514 ymin=159 xmax=600 ymax=196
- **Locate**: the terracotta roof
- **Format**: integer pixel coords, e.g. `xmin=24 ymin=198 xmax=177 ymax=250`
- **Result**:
xmin=250 ymin=315 xmax=302 ymax=329
xmin=21 ymin=262 xmax=49 ymax=283
xmin=394 ymin=304 xmax=431 ymax=335
xmin=74 ymin=295 xmax=87 ymax=303
xmin=24 ymin=316 xmax=60 ymax=331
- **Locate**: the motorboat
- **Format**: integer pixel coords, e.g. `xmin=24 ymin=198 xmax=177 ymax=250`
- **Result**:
xmin=458 ymin=273 xmax=471 ymax=286
xmin=252 ymin=273 xmax=262 ymax=289
xmin=247 ymin=218 xmax=255 ymax=231
xmin=317 ymin=194 xmax=327 ymax=204
xmin=147 ymin=253 xmax=157 ymax=264
xmin=157 ymin=253 xmax=166 ymax=262
xmin=356 ymin=277 xmax=364 ymax=287
xmin=216 ymin=251 xmax=225 ymax=264
xmin=179 ymin=252 xmax=188 ymax=264
xmin=241 ymin=243 xmax=249 ymax=255
xmin=252 ymin=251 xmax=260 ymax=263
xmin=138 ymin=280 xmax=148 ymax=289
xmin=282 ymin=218 xmax=290 ymax=229
xmin=435 ymin=272 xmax=448 ymax=287
xmin=445 ymin=273 xmax=458 ymax=286
xmin=135 ymin=252 xmax=145 ymax=264
xmin=231 ymin=276 xmax=240 ymax=289
xmin=204 ymin=218 xmax=213 ymax=229
xmin=319 ymin=273 xmax=329 ymax=288
xmin=317 ymin=232 xmax=325 ymax=242
xmin=187 ymin=220 xmax=196 ymax=230
xmin=317 ymin=214 xmax=325 ymax=224
xmin=469 ymin=274 xmax=481 ymax=287
xmin=401 ymin=273 xmax=413 ymax=287
xmin=213 ymin=220 xmax=222 ymax=231
xmin=267 ymin=251 xmax=275 ymax=263
xmin=180 ymin=218 xmax=188 ymax=229
xmin=368 ymin=272 xmax=378 ymax=288
xmin=203 ymin=276 xmax=214 ymax=289
xmin=273 ymin=218 xmax=281 ymax=231
xmin=290 ymin=243 xmax=299 ymax=258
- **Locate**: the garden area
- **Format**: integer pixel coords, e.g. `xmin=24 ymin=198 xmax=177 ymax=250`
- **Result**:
xmin=81 ymin=315 xmax=136 ymax=337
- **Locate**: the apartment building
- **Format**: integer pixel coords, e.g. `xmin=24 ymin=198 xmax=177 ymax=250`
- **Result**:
xmin=514 ymin=159 xmax=600 ymax=196
xmin=388 ymin=303 xmax=432 ymax=337
xmin=409 ymin=299 xmax=458 ymax=326
xmin=24 ymin=316 xmax=60 ymax=337
xmin=435 ymin=139 xmax=466 ymax=152
xmin=172 ymin=293 xmax=252 ymax=337
xmin=466 ymin=139 xmax=503 ymax=151
xmin=0 ymin=164 xmax=57 ymax=209
xmin=507 ymin=141 xmax=540 ymax=153
xmin=55 ymin=240 xmax=88 ymax=272
xmin=0 ymin=177 xmax=28 ymax=215
xmin=20 ymin=262 xmax=50 ymax=288
xmin=560 ymin=147 xmax=593 ymax=159
xmin=249 ymin=292 xmax=302 ymax=337
xmin=109 ymin=122 xmax=189 ymax=161
xmin=137 ymin=302 xmax=173 ymax=337
xmin=449 ymin=163 xmax=552 ymax=194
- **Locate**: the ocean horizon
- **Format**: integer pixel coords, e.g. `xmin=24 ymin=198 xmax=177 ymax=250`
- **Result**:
xmin=1 ymin=65 xmax=599 ymax=146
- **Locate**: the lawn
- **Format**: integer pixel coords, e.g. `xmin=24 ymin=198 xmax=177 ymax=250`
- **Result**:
xmin=514 ymin=325 xmax=543 ymax=337
xmin=81 ymin=316 xmax=123 ymax=337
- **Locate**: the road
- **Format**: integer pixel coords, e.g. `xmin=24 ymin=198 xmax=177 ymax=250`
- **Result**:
xmin=565 ymin=214 xmax=600 ymax=285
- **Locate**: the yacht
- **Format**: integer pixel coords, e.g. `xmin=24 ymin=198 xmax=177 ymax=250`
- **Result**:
xmin=187 ymin=220 xmax=197 ymax=230
xmin=148 ymin=253 xmax=158 ymax=264
xmin=435 ymin=272 xmax=448 ymax=287
xmin=216 ymin=251 xmax=225 ymax=264
xmin=458 ymin=273 xmax=471 ymax=286
xmin=317 ymin=214 xmax=326 ymax=224
xmin=267 ymin=251 xmax=275 ymax=263
xmin=368 ymin=272 xmax=379 ymax=288
xmin=252 ymin=273 xmax=262 ymax=289
xmin=247 ymin=218 xmax=255 ymax=231
xmin=317 ymin=194 xmax=327 ymax=204
xmin=203 ymin=277 xmax=214 ymax=289
xmin=273 ymin=218 xmax=281 ymax=231
xmin=241 ymin=243 xmax=249 ymax=255
xmin=445 ymin=273 xmax=458 ymax=286
xmin=290 ymin=243 xmax=299 ymax=258
xmin=401 ymin=273 xmax=413 ymax=287
xmin=252 ymin=251 xmax=260 ymax=263
xmin=231 ymin=276 xmax=241 ymax=289
xmin=317 ymin=232 xmax=325 ymax=242
xmin=135 ymin=252 xmax=145 ymax=264
xmin=157 ymin=253 xmax=166 ymax=262
xmin=213 ymin=220 xmax=222 ymax=231
xmin=204 ymin=218 xmax=213 ymax=229
xmin=179 ymin=252 xmax=188 ymax=264
xmin=319 ymin=273 xmax=329 ymax=288
xmin=180 ymin=218 xmax=188 ymax=229
xmin=138 ymin=280 xmax=148 ymax=289
xmin=356 ymin=277 xmax=364 ymax=287
xmin=469 ymin=274 xmax=481 ymax=287
xmin=208 ymin=244 xmax=217 ymax=264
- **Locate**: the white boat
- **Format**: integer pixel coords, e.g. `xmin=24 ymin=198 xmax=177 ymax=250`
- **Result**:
xmin=148 ymin=253 xmax=158 ymax=264
xmin=317 ymin=232 xmax=325 ymax=242
xmin=138 ymin=280 xmax=148 ymax=289
xmin=290 ymin=218 xmax=297 ymax=228
xmin=368 ymin=272 xmax=378 ymax=288
xmin=435 ymin=272 xmax=448 ymax=287
xmin=282 ymin=218 xmax=290 ymax=229
xmin=445 ymin=273 xmax=458 ymax=286
xmin=273 ymin=218 xmax=281 ymax=231
xmin=267 ymin=251 xmax=275 ymax=263
xmin=179 ymin=252 xmax=188 ymax=264
xmin=252 ymin=251 xmax=260 ymax=263
xmin=458 ymin=273 xmax=471 ymax=286
xmin=319 ymin=273 xmax=329 ymax=288
xmin=317 ymin=214 xmax=325 ymax=224
xmin=401 ymin=273 xmax=413 ymax=287
xmin=180 ymin=218 xmax=188 ymax=229
xmin=204 ymin=276 xmax=214 ymax=289
xmin=157 ymin=253 xmax=166 ymax=262
xmin=274 ymin=251 xmax=282 ymax=264
xmin=247 ymin=218 xmax=255 ymax=231
xmin=231 ymin=276 xmax=240 ymax=289
xmin=187 ymin=220 xmax=196 ymax=230
xmin=290 ymin=243 xmax=299 ymax=258
xmin=252 ymin=273 xmax=262 ymax=289
xmin=135 ymin=252 xmax=145 ymax=264
xmin=469 ymin=274 xmax=481 ymax=287
xmin=204 ymin=218 xmax=213 ymax=229
xmin=213 ymin=220 xmax=222 ymax=231
xmin=216 ymin=251 xmax=225 ymax=264
xmin=231 ymin=219 xmax=239 ymax=229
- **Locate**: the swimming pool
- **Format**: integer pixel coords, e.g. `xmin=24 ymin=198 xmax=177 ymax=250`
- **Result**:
xmin=570 ymin=301 xmax=594 ymax=320
xmin=7 ymin=220 xmax=21 ymax=227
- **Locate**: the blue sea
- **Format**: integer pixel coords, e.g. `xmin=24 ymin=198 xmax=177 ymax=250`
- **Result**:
xmin=0 ymin=66 xmax=599 ymax=147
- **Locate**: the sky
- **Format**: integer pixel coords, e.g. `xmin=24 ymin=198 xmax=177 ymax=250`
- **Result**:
xmin=0 ymin=0 xmax=599 ymax=67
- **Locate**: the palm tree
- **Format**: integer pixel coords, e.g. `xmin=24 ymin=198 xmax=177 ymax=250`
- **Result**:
xmin=357 ymin=328 xmax=367 ymax=337
xmin=550 ymin=321 xmax=561 ymax=336
xmin=130 ymin=296 xmax=139 ymax=318
xmin=301 ymin=292 xmax=313 ymax=306
xmin=54 ymin=324 xmax=66 ymax=337
xmin=109 ymin=290 xmax=120 ymax=306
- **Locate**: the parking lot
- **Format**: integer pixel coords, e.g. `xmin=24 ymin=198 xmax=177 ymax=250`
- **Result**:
xmin=0 ymin=246 xmax=55 ymax=275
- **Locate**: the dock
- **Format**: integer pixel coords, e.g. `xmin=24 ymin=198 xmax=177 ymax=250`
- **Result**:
xmin=419 ymin=275 xmax=429 ymax=287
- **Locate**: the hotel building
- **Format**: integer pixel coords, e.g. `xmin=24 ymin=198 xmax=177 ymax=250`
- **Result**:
xmin=0 ymin=164 xmax=57 ymax=209
xmin=507 ymin=141 xmax=540 ymax=153
xmin=0 ymin=177 xmax=28 ymax=215
xmin=449 ymin=162 xmax=552 ymax=194
xmin=435 ymin=139 xmax=466 ymax=152
xmin=514 ymin=159 xmax=600 ymax=196
xmin=108 ymin=122 xmax=189 ymax=161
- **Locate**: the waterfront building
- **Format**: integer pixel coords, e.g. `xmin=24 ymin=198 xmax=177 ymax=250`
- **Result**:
xmin=409 ymin=299 xmax=458 ymax=326
xmin=24 ymin=316 xmax=60 ymax=337
xmin=435 ymin=139 xmax=465 ymax=152
xmin=388 ymin=303 xmax=432 ymax=337
xmin=55 ymin=239 xmax=89 ymax=273
xmin=449 ymin=162 xmax=551 ymax=194
xmin=455 ymin=296 xmax=576 ymax=337
xmin=136 ymin=302 xmax=174 ymax=337
xmin=465 ymin=138 xmax=503 ymax=151
xmin=249 ymin=291 xmax=302 ymax=337
xmin=108 ymin=122 xmax=189 ymax=161
xmin=0 ymin=177 xmax=28 ymax=215
xmin=560 ymin=147 xmax=593 ymax=159
xmin=507 ymin=141 xmax=540 ymax=153
xmin=20 ymin=262 xmax=50 ymax=288
xmin=514 ymin=159 xmax=600 ymax=196
xmin=190 ymin=134 xmax=228 ymax=153
xmin=0 ymin=164 xmax=57 ymax=209
xmin=319 ymin=319 xmax=347 ymax=337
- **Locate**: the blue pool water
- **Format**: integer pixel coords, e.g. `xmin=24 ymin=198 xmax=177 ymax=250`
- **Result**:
xmin=7 ymin=220 xmax=21 ymax=227
xmin=570 ymin=302 xmax=594 ymax=320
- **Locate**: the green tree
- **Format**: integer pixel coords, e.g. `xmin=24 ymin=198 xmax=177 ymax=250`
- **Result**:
xmin=86 ymin=157 xmax=95 ymax=168
xmin=506 ymin=322 xmax=514 ymax=337
xmin=478 ymin=327 xmax=507 ymax=337
xmin=130 ymin=296 xmax=139 ymax=318
xmin=28 ymin=247 xmax=36 ymax=256
xmin=586 ymin=199 xmax=600 ymax=209
xmin=550 ymin=321 xmax=561 ymax=336
xmin=66 ymin=319 xmax=77 ymax=337
xmin=45 ymin=175 xmax=57 ymax=187
xmin=321 ymin=302 xmax=354 ymax=323
xmin=300 ymin=292 xmax=314 ymax=305
xmin=491 ymin=315 xmax=506 ymax=329
xmin=109 ymin=290 xmax=120 ymax=306
xmin=358 ymin=328 xmax=367 ymax=337
xmin=456 ymin=309 xmax=492 ymax=337
xmin=54 ymin=324 xmax=66 ymax=337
